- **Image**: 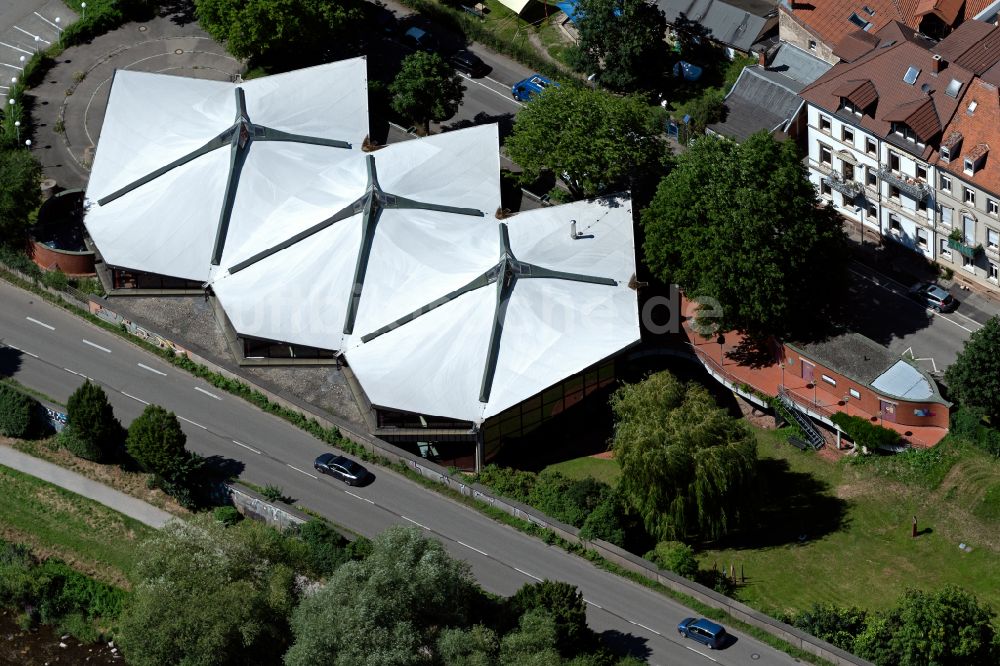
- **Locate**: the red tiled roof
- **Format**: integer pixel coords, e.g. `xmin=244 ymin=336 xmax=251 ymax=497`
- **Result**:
xmin=832 ymin=79 xmax=880 ymax=107
xmin=782 ymin=1 xmax=919 ymax=49
xmin=834 ymin=30 xmax=882 ymax=62
xmin=916 ymin=0 xmax=964 ymax=24
xmin=934 ymin=21 xmax=1000 ymax=74
xmin=801 ymin=22 xmax=976 ymax=159
xmin=966 ymin=0 xmax=998 ymax=18
xmin=935 ymin=78 xmax=1000 ymax=195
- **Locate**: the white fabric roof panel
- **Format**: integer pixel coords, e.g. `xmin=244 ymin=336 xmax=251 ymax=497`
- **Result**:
xmin=498 ymin=0 xmax=533 ymax=14
xmin=84 ymin=58 xmax=370 ymax=282
xmin=345 ymin=196 xmax=640 ymax=423
xmin=871 ymin=360 xmax=934 ymax=400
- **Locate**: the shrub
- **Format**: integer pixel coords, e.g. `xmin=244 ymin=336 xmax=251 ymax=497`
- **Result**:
xmin=297 ymin=519 xmax=350 ymax=576
xmin=41 ymin=268 xmax=69 ymax=291
xmin=789 ymin=603 xmax=868 ymax=653
xmin=950 ymin=407 xmax=1000 ymax=457
xmin=644 ymin=541 xmax=698 ymax=579
xmin=59 ymin=427 xmax=105 ymax=461
xmin=527 ymin=471 xmax=608 ymax=527
xmin=65 ymin=381 xmax=123 ymax=462
xmin=474 ymin=464 xmax=536 ymax=504
xmin=0 ymin=384 xmax=41 ymax=438
xmin=831 ymin=412 xmax=903 ymax=451
xmin=579 ymin=489 xmax=629 ymax=548
xmin=507 ymin=581 xmax=594 ymax=656
xmin=260 ymin=484 xmax=284 ymax=502
xmin=213 ymin=506 xmax=242 ymax=526
xmin=126 ymin=404 xmax=189 ymax=478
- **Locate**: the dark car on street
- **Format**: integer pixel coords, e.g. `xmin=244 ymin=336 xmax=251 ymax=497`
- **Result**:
xmin=402 ymin=26 xmax=440 ymax=52
xmin=909 ymin=281 xmax=958 ymax=312
xmin=314 ymin=453 xmax=371 ymax=486
xmin=450 ymin=49 xmax=489 ymax=77
xmin=678 ymin=617 xmax=728 ymax=649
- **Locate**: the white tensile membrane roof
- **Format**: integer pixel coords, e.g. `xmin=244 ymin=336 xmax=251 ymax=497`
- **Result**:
xmin=84 ymin=58 xmax=370 ymax=283
xmin=343 ymin=196 xmax=639 ymax=424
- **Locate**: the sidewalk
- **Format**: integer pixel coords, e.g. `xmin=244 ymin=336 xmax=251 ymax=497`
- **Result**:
xmin=0 ymin=445 xmax=174 ymax=528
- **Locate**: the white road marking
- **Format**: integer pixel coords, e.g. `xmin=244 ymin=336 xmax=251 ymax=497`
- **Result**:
xmin=402 ymin=515 xmax=429 ymax=530
xmin=194 ymin=386 xmax=222 ymax=401
xmin=934 ymin=313 xmax=976 ymax=333
xmin=232 ymin=440 xmax=261 ymax=455
xmin=287 ymin=464 xmax=318 ymax=479
xmin=33 ymin=12 xmax=62 ymax=31
xmin=0 ymin=40 xmax=33 ymax=55
xmin=82 ymin=339 xmax=112 ymax=353
xmin=513 ymin=566 xmax=543 ymax=582
xmin=584 ymin=599 xmax=603 ymax=610
xmin=63 ymin=367 xmax=81 ymax=376
xmin=121 ymin=391 xmax=149 ymax=405
xmin=457 ymin=540 xmax=489 ymax=557
xmin=683 ymin=645 xmax=719 ymax=663
xmin=13 ymin=26 xmax=50 ymax=44
xmin=630 ymin=621 xmax=662 ymax=637
xmin=26 ymin=316 xmax=54 ymax=330
xmin=178 ymin=416 xmax=207 ymax=430
xmin=464 ymin=74 xmax=523 ymax=107
xmin=137 ymin=363 xmax=166 ymax=376
xmin=346 ymin=490 xmax=375 ymax=504
xmin=5 ymin=344 xmax=38 ymax=358
xmin=952 ymin=310 xmax=984 ymax=328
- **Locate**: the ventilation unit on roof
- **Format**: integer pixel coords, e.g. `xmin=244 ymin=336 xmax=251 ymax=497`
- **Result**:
xmin=945 ymin=79 xmax=962 ymax=98
xmin=903 ymin=66 xmax=920 ymax=84
xmin=968 ymin=100 xmax=978 ymax=114
xmin=849 ymin=12 xmax=872 ymax=30
xmin=921 ymin=83 xmax=931 ymax=93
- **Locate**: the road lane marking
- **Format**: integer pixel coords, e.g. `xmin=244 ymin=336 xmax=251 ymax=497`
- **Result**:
xmin=513 ymin=567 xmax=543 ymax=582
xmin=178 ymin=416 xmax=207 ymax=430
xmin=464 ymin=74 xmax=524 ymax=107
xmin=952 ymin=310 xmax=984 ymax=328
xmin=288 ymin=464 xmax=318 ymax=479
xmin=457 ymin=540 xmax=489 ymax=557
xmin=232 ymin=440 xmax=261 ymax=455
xmin=5 ymin=344 xmax=38 ymax=358
xmin=82 ymin=339 xmax=112 ymax=353
xmin=630 ymin=621 xmax=662 ymax=637
xmin=935 ymin=313 xmax=976 ymax=333
xmin=194 ymin=386 xmax=222 ymax=400
xmin=63 ymin=368 xmax=91 ymax=380
xmin=26 ymin=317 xmax=54 ymax=330
xmin=137 ymin=363 xmax=166 ymax=376
xmin=0 ymin=40 xmax=33 ymax=55
xmin=584 ymin=599 xmax=603 ymax=609
xmin=346 ymin=490 xmax=375 ymax=504
xmin=121 ymin=391 xmax=149 ymax=405
xmin=683 ymin=645 xmax=719 ymax=663
xmin=402 ymin=515 xmax=429 ymax=530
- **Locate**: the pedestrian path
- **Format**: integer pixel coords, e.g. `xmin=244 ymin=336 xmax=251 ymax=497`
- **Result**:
xmin=0 ymin=445 xmax=174 ymax=528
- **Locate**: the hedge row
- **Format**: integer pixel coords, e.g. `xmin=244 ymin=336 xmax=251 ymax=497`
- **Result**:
xmin=831 ymin=412 xmax=903 ymax=451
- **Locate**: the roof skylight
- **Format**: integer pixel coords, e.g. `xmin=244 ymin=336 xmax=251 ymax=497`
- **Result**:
xmin=903 ymin=66 xmax=920 ymax=85
xmin=849 ymin=12 xmax=872 ymax=30
xmin=945 ymin=79 xmax=962 ymax=98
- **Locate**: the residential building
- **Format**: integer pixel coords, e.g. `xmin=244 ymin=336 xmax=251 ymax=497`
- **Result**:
xmin=656 ymin=0 xmax=779 ymax=56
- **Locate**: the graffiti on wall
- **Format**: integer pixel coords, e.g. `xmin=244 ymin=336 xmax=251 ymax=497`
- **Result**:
xmin=88 ymin=302 xmax=187 ymax=357
xmin=45 ymin=407 xmax=68 ymax=432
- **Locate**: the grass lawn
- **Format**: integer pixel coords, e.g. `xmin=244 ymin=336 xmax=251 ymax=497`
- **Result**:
xmin=544 ymin=455 xmax=621 ymax=486
xmin=0 ymin=462 xmax=154 ymax=587
xmin=701 ymin=428 xmax=1000 ymax=616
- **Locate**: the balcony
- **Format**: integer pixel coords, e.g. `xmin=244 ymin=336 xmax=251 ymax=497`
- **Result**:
xmin=947 ymin=236 xmax=983 ymax=258
xmin=822 ymin=172 xmax=863 ymax=198
xmin=877 ymin=167 xmax=931 ymax=201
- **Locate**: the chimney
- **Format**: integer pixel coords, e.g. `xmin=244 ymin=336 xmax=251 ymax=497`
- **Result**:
xmin=758 ymin=50 xmax=767 ymax=67
xmin=931 ymin=54 xmax=945 ymax=73
xmin=570 ymin=220 xmax=578 ymax=239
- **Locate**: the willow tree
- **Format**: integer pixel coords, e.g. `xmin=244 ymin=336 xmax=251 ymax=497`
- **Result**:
xmin=611 ymin=371 xmax=757 ymax=541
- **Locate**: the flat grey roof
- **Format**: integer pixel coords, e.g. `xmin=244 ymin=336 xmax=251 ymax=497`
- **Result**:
xmin=788 ymin=332 xmax=898 ymax=386
xmin=707 ymin=66 xmax=801 ymax=140
xmin=767 ymin=43 xmax=834 ymax=86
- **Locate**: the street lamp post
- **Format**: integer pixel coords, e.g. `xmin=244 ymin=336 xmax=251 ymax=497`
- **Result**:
xmin=54 ymin=17 xmax=61 ymax=32
xmin=81 ymin=3 xmax=86 ymax=19
xmin=34 ymin=35 xmax=40 ymax=53
xmin=25 ymin=139 xmax=31 ymax=150
xmin=13 ymin=120 xmax=20 ymax=143
xmin=18 ymin=56 xmax=25 ymax=71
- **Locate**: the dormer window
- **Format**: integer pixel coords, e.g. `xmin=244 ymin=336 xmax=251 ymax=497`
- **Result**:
xmin=841 ymin=98 xmax=863 ymax=116
xmin=964 ymin=144 xmax=989 ymax=176
xmin=891 ymin=122 xmax=920 ymax=144
xmin=965 ymin=158 xmax=975 ymax=175
xmin=941 ymin=146 xmax=951 ymax=162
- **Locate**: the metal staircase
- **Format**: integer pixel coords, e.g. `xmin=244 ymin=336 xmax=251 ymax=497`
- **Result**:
xmin=776 ymin=389 xmax=825 ymax=449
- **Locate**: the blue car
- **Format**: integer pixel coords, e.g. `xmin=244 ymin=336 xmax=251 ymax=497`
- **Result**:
xmin=512 ymin=74 xmax=558 ymax=101
xmin=677 ymin=617 xmax=727 ymax=649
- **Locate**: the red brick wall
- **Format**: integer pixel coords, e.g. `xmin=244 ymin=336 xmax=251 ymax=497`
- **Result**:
xmin=29 ymin=241 xmax=95 ymax=276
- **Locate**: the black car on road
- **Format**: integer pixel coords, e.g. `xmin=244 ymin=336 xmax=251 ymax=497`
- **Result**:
xmin=314 ymin=453 xmax=371 ymax=486
xmin=451 ymin=50 xmax=489 ymax=77
xmin=909 ymin=281 xmax=958 ymax=312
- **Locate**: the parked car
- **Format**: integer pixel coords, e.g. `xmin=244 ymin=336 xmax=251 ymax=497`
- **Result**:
xmin=451 ymin=49 xmax=489 ymax=77
xmin=909 ymin=281 xmax=958 ymax=312
xmin=402 ymin=26 xmax=439 ymax=52
xmin=677 ymin=617 xmax=728 ymax=649
xmin=314 ymin=453 xmax=371 ymax=486
xmin=512 ymin=74 xmax=558 ymax=101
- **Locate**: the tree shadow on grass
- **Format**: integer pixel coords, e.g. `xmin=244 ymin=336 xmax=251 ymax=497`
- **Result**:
xmin=712 ymin=457 xmax=849 ymax=550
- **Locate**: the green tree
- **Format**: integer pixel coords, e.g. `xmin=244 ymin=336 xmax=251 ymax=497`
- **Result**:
xmin=611 ymin=371 xmax=758 ymax=541
xmin=0 ymin=384 xmax=40 ymax=438
xmin=125 ymin=404 xmax=191 ymax=480
xmin=63 ymin=381 xmax=122 ymax=462
xmin=0 ymin=149 xmax=41 ymax=246
xmin=579 ymin=487 xmax=630 ymax=547
xmin=571 ymin=0 xmax=669 ymax=93
xmin=507 ymin=581 xmax=592 ymax=656
xmin=117 ymin=517 xmax=302 ymax=666
xmin=437 ymin=624 xmax=500 ymax=666
xmin=645 ymin=541 xmax=698 ymax=579
xmin=641 ymin=131 xmax=848 ymax=340
xmin=790 ymin=603 xmax=868 ymax=653
xmin=285 ymin=526 xmax=476 ymax=665
xmin=945 ymin=316 xmax=1000 ymax=422
xmin=505 ymin=86 xmax=668 ymax=200
xmin=856 ymin=586 xmax=999 ymax=666
xmin=194 ymin=0 xmax=364 ymax=66
xmin=499 ymin=609 xmax=563 ymax=666
xmin=390 ymin=51 xmax=465 ymax=135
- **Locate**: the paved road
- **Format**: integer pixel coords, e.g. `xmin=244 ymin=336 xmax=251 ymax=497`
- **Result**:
xmin=0 ymin=280 xmax=800 ymax=666
xmin=0 ymin=445 xmax=174 ymax=528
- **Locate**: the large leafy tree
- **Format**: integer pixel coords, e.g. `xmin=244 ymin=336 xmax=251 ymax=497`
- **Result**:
xmin=571 ymin=0 xmax=669 ymax=93
xmin=284 ymin=526 xmax=476 ymax=665
xmin=63 ymin=380 xmax=123 ymax=462
xmin=390 ymin=51 xmax=465 ymax=136
xmin=611 ymin=371 xmax=757 ymax=541
xmin=117 ymin=517 xmax=302 ymax=666
xmin=505 ymin=86 xmax=668 ymax=200
xmin=0 ymin=149 xmax=41 ymax=246
xmin=944 ymin=316 xmax=1000 ymax=421
xmin=507 ymin=581 xmax=593 ymax=656
xmin=194 ymin=0 xmax=364 ymax=66
xmin=126 ymin=404 xmax=193 ymax=480
xmin=642 ymin=131 xmax=848 ymax=340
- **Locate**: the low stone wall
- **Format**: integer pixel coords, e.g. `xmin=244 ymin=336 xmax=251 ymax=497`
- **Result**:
xmin=226 ymin=483 xmax=308 ymax=533
xmin=29 ymin=241 xmax=95 ymax=275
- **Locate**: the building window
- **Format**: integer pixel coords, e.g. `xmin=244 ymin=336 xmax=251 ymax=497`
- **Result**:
xmin=889 ymin=152 xmax=900 ymax=172
xmin=809 ymin=39 xmax=817 ymax=51
xmin=820 ymin=115 xmax=831 ymax=132
xmin=889 ymin=214 xmax=902 ymax=233
xmin=916 ymin=165 xmax=927 ymax=181
xmin=963 ymin=254 xmax=975 ymax=271
xmin=820 ymin=179 xmax=832 ymax=196
xmin=941 ymin=206 xmax=953 ymax=227
xmin=819 ymin=144 xmax=832 ymax=165
xmin=916 ymin=228 xmax=928 ymax=248
xmin=991 ymin=262 xmax=999 ymax=283
xmin=989 ymin=228 xmax=999 ymax=251
xmin=889 ymin=185 xmax=900 ymax=200
xmin=940 ymin=237 xmax=952 ymax=258
xmin=821 ymin=374 xmax=837 ymax=386
xmin=842 ymin=126 xmax=855 ymax=144
xmin=989 ymin=199 xmax=998 ymax=216
xmin=866 ymin=137 xmax=876 ymax=155
xmin=941 ymin=174 xmax=952 ymax=192
xmin=867 ymin=202 xmax=877 ymax=219
xmin=849 ymin=388 xmax=861 ymax=399
xmin=866 ymin=168 xmax=877 ymax=187
xmin=965 ymin=187 xmax=976 ymax=205
xmin=965 ymin=158 xmax=975 ymax=175
xmin=963 ymin=214 xmax=975 ymax=244
xmin=843 ymin=163 xmax=855 ymax=181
